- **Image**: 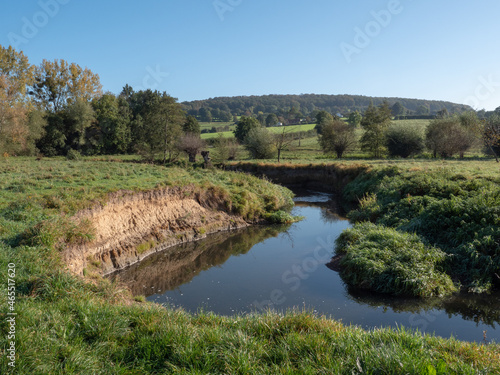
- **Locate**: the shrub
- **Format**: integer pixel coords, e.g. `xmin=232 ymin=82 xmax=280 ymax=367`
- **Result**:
xmin=386 ymin=123 xmax=424 ymax=158
xmin=66 ymin=149 xmax=82 ymax=160
xmin=177 ymin=133 xmax=205 ymax=162
xmin=244 ymin=127 xmax=276 ymax=159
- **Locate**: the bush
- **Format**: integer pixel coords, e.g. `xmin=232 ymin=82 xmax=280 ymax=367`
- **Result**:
xmin=426 ymin=117 xmax=474 ymax=158
xmin=336 ymin=222 xmax=457 ymax=297
xmin=66 ymin=149 xmax=82 ymax=160
xmin=386 ymin=123 xmax=424 ymax=158
xmin=244 ymin=127 xmax=276 ymax=159
xmin=177 ymin=133 xmax=205 ymax=162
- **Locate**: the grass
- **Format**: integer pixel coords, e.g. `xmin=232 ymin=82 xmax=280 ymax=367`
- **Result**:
xmin=343 ymin=164 xmax=500 ymax=294
xmin=336 ymin=222 xmax=457 ymax=297
xmin=201 ymin=123 xmax=316 ymax=140
xmin=0 ymin=156 xmax=499 ymax=373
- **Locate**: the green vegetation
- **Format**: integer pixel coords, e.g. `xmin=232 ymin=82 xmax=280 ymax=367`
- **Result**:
xmin=344 ymin=165 xmax=500 ymax=294
xmin=0 ymin=158 xmax=498 ymax=373
xmin=336 ymin=222 xmax=457 ymax=297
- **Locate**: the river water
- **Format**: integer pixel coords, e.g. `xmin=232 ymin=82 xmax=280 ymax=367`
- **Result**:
xmin=110 ymin=192 xmax=500 ymax=343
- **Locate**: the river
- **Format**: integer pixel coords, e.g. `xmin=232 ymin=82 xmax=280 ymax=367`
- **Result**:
xmin=109 ymin=192 xmax=500 ymax=343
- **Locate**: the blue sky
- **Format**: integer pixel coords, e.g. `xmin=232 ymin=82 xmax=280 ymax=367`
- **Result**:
xmin=2 ymin=0 xmax=500 ymax=110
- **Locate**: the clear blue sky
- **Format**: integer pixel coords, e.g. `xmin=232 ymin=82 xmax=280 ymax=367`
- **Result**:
xmin=2 ymin=0 xmax=500 ymax=110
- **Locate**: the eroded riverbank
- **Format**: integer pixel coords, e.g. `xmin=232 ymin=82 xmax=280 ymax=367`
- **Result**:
xmin=111 ymin=192 xmax=500 ymax=343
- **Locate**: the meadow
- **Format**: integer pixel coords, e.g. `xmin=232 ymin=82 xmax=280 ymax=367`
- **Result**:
xmin=0 ymin=156 xmax=499 ymax=374
xmin=200 ymin=123 xmax=317 ymax=139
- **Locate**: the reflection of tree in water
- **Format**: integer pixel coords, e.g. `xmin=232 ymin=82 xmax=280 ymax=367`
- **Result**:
xmin=345 ymin=286 xmax=500 ymax=328
xmin=109 ymin=223 xmax=291 ymax=296
xmin=319 ymin=207 xmax=344 ymax=224
xmin=294 ymin=201 xmax=346 ymax=224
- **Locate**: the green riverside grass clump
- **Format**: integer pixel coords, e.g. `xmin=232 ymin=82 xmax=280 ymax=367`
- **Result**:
xmin=0 ymin=158 xmax=499 ymax=373
xmin=336 ymin=223 xmax=457 ymax=297
xmin=344 ymin=165 xmax=500 ymax=294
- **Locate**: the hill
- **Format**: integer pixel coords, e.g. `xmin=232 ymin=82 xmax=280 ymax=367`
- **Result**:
xmin=181 ymin=94 xmax=471 ymax=120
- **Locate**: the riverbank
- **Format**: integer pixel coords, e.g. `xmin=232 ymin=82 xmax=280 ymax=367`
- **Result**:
xmin=0 ymin=157 xmax=499 ymax=373
xmin=229 ymin=160 xmax=500 ymax=296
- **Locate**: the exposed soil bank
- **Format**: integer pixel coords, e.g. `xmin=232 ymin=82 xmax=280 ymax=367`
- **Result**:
xmin=227 ymin=162 xmax=368 ymax=193
xmin=63 ymin=186 xmax=248 ymax=276
xmin=64 ymin=163 xmax=365 ymax=277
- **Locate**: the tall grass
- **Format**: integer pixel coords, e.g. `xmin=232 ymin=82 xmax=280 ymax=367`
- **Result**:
xmin=336 ymin=222 xmax=457 ymax=297
xmin=344 ymin=166 xmax=500 ymax=294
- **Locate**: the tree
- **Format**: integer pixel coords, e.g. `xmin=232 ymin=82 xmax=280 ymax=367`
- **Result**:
xmin=177 ymin=133 xmax=205 ymax=162
xmin=133 ymin=90 xmax=184 ymax=163
xmin=274 ymin=126 xmax=295 ymax=162
xmin=257 ymin=113 xmax=266 ymax=126
xmin=183 ymin=115 xmax=201 ymax=134
xmin=314 ymin=110 xmax=334 ymax=134
xmin=92 ymin=93 xmax=131 ymax=154
xmin=391 ymin=102 xmax=406 ymax=117
xmin=233 ymin=116 xmax=261 ymax=143
xmin=482 ymin=114 xmax=500 ymax=162
xmin=0 ymin=45 xmax=35 ymax=100
xmin=386 ymin=123 xmax=424 ymax=158
xmin=436 ymin=108 xmax=449 ymax=119
xmin=287 ymin=106 xmax=302 ymax=121
xmin=64 ymin=98 xmax=95 ymax=152
xmin=0 ymin=46 xmax=43 ymax=155
xmin=219 ymin=110 xmax=233 ymax=122
xmin=36 ymin=111 xmax=67 ymax=156
xmin=425 ymin=117 xmax=472 ymax=158
xmin=244 ymin=127 xmax=275 ymax=159
xmin=318 ymin=120 xmax=357 ymax=158
xmin=265 ymin=113 xmax=279 ymax=127
xmin=416 ymin=105 xmax=430 ymax=116
xmin=360 ymin=102 xmax=391 ymax=158
xmin=347 ymin=111 xmax=362 ymax=127
xmin=199 ymin=107 xmax=212 ymax=122
xmin=32 ymin=59 xmax=102 ymax=112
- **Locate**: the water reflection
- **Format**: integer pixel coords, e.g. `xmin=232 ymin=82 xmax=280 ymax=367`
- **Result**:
xmin=347 ymin=288 xmax=500 ymax=329
xmin=110 ymin=224 xmax=291 ymax=296
xmin=108 ymin=194 xmax=500 ymax=342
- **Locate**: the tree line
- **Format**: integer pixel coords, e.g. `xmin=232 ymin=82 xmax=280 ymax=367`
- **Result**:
xmin=1 ymin=44 xmax=499 ymax=162
xmin=316 ymin=102 xmax=500 ymax=161
xmin=0 ymin=45 xmax=207 ymax=162
xmin=181 ymin=94 xmax=472 ymax=123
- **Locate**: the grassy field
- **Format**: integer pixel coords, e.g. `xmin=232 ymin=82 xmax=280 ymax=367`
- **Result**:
xmin=1 ymin=157 xmax=499 ymax=373
xmin=201 ymin=123 xmax=316 ymax=140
